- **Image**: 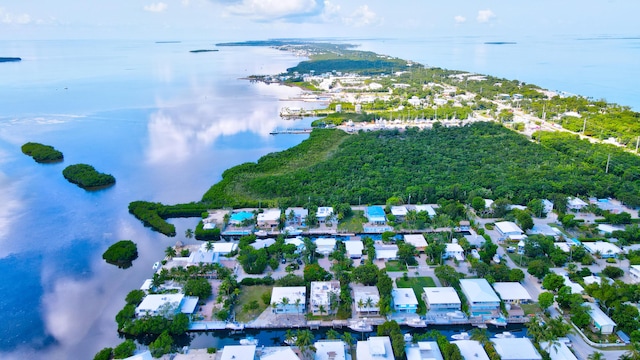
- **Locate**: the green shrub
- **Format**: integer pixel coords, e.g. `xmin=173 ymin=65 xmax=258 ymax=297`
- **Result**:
xmin=21 ymin=142 xmax=63 ymax=163
xmin=102 ymin=240 xmax=138 ymax=269
xmin=63 ymin=163 xmax=115 ymax=189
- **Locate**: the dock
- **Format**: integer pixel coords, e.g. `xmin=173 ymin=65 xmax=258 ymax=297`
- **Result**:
xmin=269 ymin=128 xmax=313 ymax=135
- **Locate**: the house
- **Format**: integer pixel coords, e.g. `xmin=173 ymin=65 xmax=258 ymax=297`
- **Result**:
xmin=529 ymin=224 xmax=561 ymax=238
xmin=452 ymin=340 xmax=489 ymax=360
xmin=495 ymin=221 xmax=524 ymax=238
xmin=251 ymin=238 xmax=276 ymax=250
xmin=344 ymin=240 xmax=364 ymax=258
xmin=310 ymin=281 xmax=341 ymax=315
xmin=357 ymin=337 xmax=394 ymax=360
xmin=285 ymin=237 xmax=305 ymax=252
xmin=375 ymin=243 xmax=398 ymax=260
xmin=392 ymin=288 xmax=418 ymax=313
xmin=353 ymin=286 xmax=380 ymax=315
xmin=405 ymin=342 xmax=443 ymax=360
xmin=314 ymin=340 xmax=347 ymax=360
xmin=597 ymin=224 xmax=623 ymax=235
xmin=459 ymin=220 xmax=471 ymax=231
xmin=257 ymin=209 xmax=282 ymax=229
xmin=390 ymin=206 xmax=408 ymax=221
xmin=445 ymin=243 xmax=464 ymax=261
xmin=583 ymin=241 xmax=622 ymax=258
xmin=315 ymin=238 xmax=337 ymax=255
xmin=539 ymin=340 xmax=576 ymax=360
xmin=122 ymin=351 xmax=153 ymax=360
xmin=491 ymin=338 xmax=542 ymax=360
xmin=261 ymin=347 xmax=300 ymax=360
xmin=554 ymin=242 xmax=572 ymax=253
xmin=285 ymin=207 xmax=308 ymax=226
xmin=271 ymin=287 xmax=306 ymax=314
xmin=542 ymin=199 xmax=554 ymax=214
xmin=316 ymin=207 xmax=334 ymax=223
xmin=135 ymin=294 xmax=198 ymax=317
xmin=630 ymin=265 xmax=640 ymax=282
xmin=366 ymin=206 xmax=387 ymax=225
xmin=561 ymin=275 xmax=584 ymax=294
xmin=492 ymin=282 xmax=532 ymax=304
xmin=404 ymin=234 xmax=428 ymax=252
xmin=567 ymin=197 xmax=588 ymax=211
xmin=459 ymin=279 xmax=501 ymax=318
xmin=423 ymin=287 xmax=461 ymax=311
xmin=585 ymin=302 xmax=616 ymax=334
xmin=220 ymin=345 xmax=257 ymax=360
xmin=413 ymin=205 xmax=437 ymax=217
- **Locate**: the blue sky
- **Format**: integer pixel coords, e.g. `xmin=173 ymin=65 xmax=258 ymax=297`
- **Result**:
xmin=1 ymin=0 xmax=639 ymax=40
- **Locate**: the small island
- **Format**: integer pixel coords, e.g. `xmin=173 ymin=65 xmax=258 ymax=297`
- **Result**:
xmin=0 ymin=57 xmax=21 ymax=62
xmin=62 ymin=164 xmax=115 ymax=189
xmin=21 ymin=142 xmax=64 ymax=163
xmin=189 ymin=49 xmax=219 ymax=53
xmin=102 ymin=240 xmax=138 ymax=269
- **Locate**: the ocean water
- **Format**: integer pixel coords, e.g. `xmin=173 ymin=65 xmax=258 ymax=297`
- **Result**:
xmin=0 ymin=35 xmax=637 ymax=359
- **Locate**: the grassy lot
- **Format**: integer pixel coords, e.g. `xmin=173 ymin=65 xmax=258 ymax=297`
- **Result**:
xmin=337 ymin=211 xmax=366 ymax=233
xmin=385 ymin=260 xmax=407 ymax=272
xmin=521 ymin=303 xmax=541 ymax=316
xmin=395 ymin=276 xmax=436 ymax=315
xmin=234 ymin=285 xmax=273 ymax=322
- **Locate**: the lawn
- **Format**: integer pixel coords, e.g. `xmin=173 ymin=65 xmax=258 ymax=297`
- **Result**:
xmin=234 ymin=285 xmax=273 ymax=322
xmin=520 ymin=303 xmax=542 ymax=316
xmin=395 ymin=276 xmax=436 ymax=315
xmin=337 ymin=211 xmax=366 ymax=233
xmin=385 ymin=260 xmax=407 ymax=272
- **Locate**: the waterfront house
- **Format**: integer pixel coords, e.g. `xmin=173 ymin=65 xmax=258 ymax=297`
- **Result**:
xmin=344 ymin=240 xmax=364 ymax=258
xmin=459 ymin=279 xmax=501 ymax=319
xmin=220 ymin=345 xmax=257 ymax=360
xmin=315 ymin=238 xmax=337 ymax=256
xmin=229 ymin=211 xmax=254 ymax=225
xmin=257 ymin=209 xmax=282 ymax=230
xmin=285 ymin=207 xmax=308 ymax=226
xmin=491 ymin=338 xmax=542 ymax=360
xmin=271 ymin=287 xmax=306 ymax=314
xmin=310 ymin=281 xmax=341 ymax=315
xmin=390 ymin=206 xmax=408 ymax=221
xmin=585 ymin=302 xmax=616 ymax=334
xmin=423 ymin=287 xmax=461 ymax=311
xmin=260 ymin=346 xmax=300 ymax=360
xmin=357 ymin=337 xmax=394 ymax=360
xmin=494 ymin=221 xmax=523 ymax=239
xmin=353 ymin=285 xmax=380 ymax=315
xmin=316 ymin=207 xmax=334 ymax=223
xmin=365 ymin=206 xmax=387 ymax=225
xmin=374 ymin=243 xmax=398 ymax=260
xmin=492 ymin=282 xmax=532 ymax=304
xmin=413 ymin=204 xmax=436 ymax=217
xmin=314 ymin=340 xmax=347 ymax=360
xmin=583 ymin=241 xmax=622 ymax=258
xmin=452 ymin=340 xmax=489 ymax=360
xmin=445 ymin=242 xmax=464 ymax=261
xmin=404 ymin=234 xmax=428 ymax=252
xmin=135 ymin=294 xmax=198 ymax=318
xmin=391 ymin=288 xmax=418 ymax=313
xmin=406 ymin=342 xmax=443 ymax=360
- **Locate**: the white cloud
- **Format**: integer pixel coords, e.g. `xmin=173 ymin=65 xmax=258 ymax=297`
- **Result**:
xmin=454 ymin=15 xmax=466 ymax=24
xmin=144 ymin=2 xmax=169 ymax=13
xmin=343 ymin=5 xmax=380 ymax=27
xmin=0 ymin=7 xmax=32 ymax=24
xmin=320 ymin=0 xmax=340 ymax=22
xmin=181 ymin=0 xmax=191 ymax=6
xmin=225 ymin=0 xmax=320 ymax=20
xmin=477 ymin=9 xmax=495 ymax=23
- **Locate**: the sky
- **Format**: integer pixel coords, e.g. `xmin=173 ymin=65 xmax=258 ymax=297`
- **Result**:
xmin=1 ymin=0 xmax=639 ymax=41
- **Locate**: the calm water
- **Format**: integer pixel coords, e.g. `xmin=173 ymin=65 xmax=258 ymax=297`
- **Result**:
xmin=0 ymin=36 xmax=637 ymax=359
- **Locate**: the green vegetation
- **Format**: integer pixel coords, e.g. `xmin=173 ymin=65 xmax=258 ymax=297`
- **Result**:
xmin=384 ymin=260 xmax=407 ymax=272
xmin=337 ymin=210 xmax=366 ymax=232
xmin=102 ymin=240 xmax=138 ymax=269
xmin=93 ymin=347 xmax=113 ymax=360
xmin=62 ymin=163 xmax=115 ymax=189
xmin=395 ymin=276 xmax=436 ymax=314
xmin=233 ymin=285 xmax=273 ymax=322
xmin=21 ymin=142 xmax=63 ymax=163
xmin=128 ymin=201 xmax=208 ymax=237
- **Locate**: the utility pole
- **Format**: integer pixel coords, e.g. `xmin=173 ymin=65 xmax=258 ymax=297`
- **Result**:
xmin=605 ymin=154 xmax=611 ymax=174
xmin=582 ymin=117 xmax=587 ymax=134
xmin=636 ymin=136 xmax=639 ymax=153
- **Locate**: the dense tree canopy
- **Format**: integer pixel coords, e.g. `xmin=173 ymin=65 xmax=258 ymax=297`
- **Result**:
xmin=21 ymin=142 xmax=63 ymax=163
xmin=102 ymin=240 xmax=138 ymax=269
xmin=63 ymin=163 xmax=115 ymax=189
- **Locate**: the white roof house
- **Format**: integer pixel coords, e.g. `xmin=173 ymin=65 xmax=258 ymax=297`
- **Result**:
xmin=251 ymin=238 xmax=277 ymax=249
xmin=491 ymin=338 xmax=542 ymax=360
xmin=357 ymin=337 xmax=394 ymax=360
xmin=315 ymin=238 xmax=337 ymax=255
xmin=495 ymin=221 xmax=523 ymax=237
xmin=554 ymin=242 xmax=572 ymax=253
xmin=492 ymin=282 xmax=532 ymax=304
xmin=540 ymin=341 xmax=576 ymax=360
xmin=317 ymin=207 xmax=334 ymax=222
xmin=423 ymin=287 xmax=461 ymax=310
xmin=353 ymin=286 xmax=380 ymax=314
xmin=261 ymin=347 xmax=300 ymax=360
xmin=406 ymin=342 xmax=443 ymax=360
xmin=414 ymin=205 xmax=437 ymax=217
xmin=221 ymin=345 xmax=257 ymax=360
xmin=391 ymin=206 xmax=408 ymax=217
xmin=585 ymin=302 xmax=616 ymax=334
xmin=310 ymin=281 xmax=341 ymax=315
xmin=392 ymin=288 xmax=418 ymax=313
xmin=257 ymin=209 xmax=282 ymax=227
xmin=285 ymin=237 xmax=305 ymax=250
xmin=344 ymin=240 xmax=364 ymax=258
xmin=459 ymin=279 xmax=500 ymax=315
xmin=445 ymin=243 xmax=464 ymax=261
xmin=561 ymin=275 xmax=584 ymax=294
xmin=567 ymin=197 xmax=588 ymax=211
xmin=212 ymin=242 xmax=238 ymax=254
xmin=630 ymin=265 xmax=640 ymax=282
xmin=404 ymin=234 xmax=428 ymax=251
xmin=375 ymin=243 xmax=399 ymax=260
xmin=271 ymin=287 xmax=306 ymax=314
xmin=122 ymin=351 xmax=153 ymax=360
xmin=314 ymin=340 xmax=346 ymax=360
xmin=583 ymin=241 xmax=622 ymax=258
xmin=452 ymin=340 xmax=489 ymax=360
xmin=597 ymin=224 xmax=623 ymax=235
xmin=135 ymin=294 xmax=196 ymax=317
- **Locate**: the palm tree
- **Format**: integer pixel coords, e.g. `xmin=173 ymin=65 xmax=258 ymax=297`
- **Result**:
xmin=470 ymin=328 xmax=490 ymax=345
xmin=620 ymin=342 xmax=640 ymax=360
xmin=295 ymin=330 xmax=315 ymax=360
xmin=342 ymin=332 xmax=354 ymax=350
xmin=164 ymin=246 xmax=176 ymax=259
xmin=185 ymin=228 xmax=194 ymax=239
xmin=357 ymin=299 xmax=365 ymax=314
xmin=588 ymin=352 xmax=604 ymax=360
xmin=205 ymin=241 xmax=214 ymax=252
xmin=294 ymin=298 xmax=302 ymax=314
xmin=281 ymin=297 xmax=290 ymax=313
xmin=318 ymin=304 xmax=326 ymax=316
xmin=365 ymin=297 xmax=374 ymax=314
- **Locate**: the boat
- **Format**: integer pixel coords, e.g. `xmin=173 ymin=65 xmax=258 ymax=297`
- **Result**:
xmin=404 ymin=333 xmax=413 ymax=342
xmin=283 ymin=226 xmax=303 ymax=235
xmin=239 ymin=336 xmax=258 ymax=345
xmin=226 ymin=322 xmax=245 ymax=331
xmin=494 ymin=331 xmax=515 ymax=339
xmin=348 ymin=320 xmax=373 ymax=332
xmin=254 ymin=230 xmax=268 ymax=237
xmin=488 ymin=317 xmax=508 ymax=327
xmin=284 ymin=337 xmax=297 ymax=346
xmin=451 ymin=332 xmax=470 ymax=340
xmin=152 ymin=262 xmax=160 ymax=270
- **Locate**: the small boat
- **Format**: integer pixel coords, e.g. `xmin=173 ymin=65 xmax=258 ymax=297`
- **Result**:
xmin=239 ymin=336 xmax=258 ymax=345
xmin=254 ymin=230 xmax=268 ymax=237
xmin=451 ymin=332 xmax=470 ymax=340
xmin=226 ymin=322 xmax=245 ymax=331
xmin=494 ymin=331 xmax=515 ymax=339
xmin=488 ymin=318 xmax=508 ymax=327
xmin=404 ymin=333 xmax=413 ymax=342
xmin=152 ymin=262 xmax=160 ymax=270
xmin=284 ymin=226 xmax=303 ymax=235
xmin=284 ymin=337 xmax=297 ymax=346
xmin=349 ymin=320 xmax=373 ymax=332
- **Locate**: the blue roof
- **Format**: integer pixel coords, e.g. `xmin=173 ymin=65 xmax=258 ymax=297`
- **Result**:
xmin=367 ymin=206 xmax=385 ymax=217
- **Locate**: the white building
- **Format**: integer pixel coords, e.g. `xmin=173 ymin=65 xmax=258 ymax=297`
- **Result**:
xmin=452 ymin=340 xmax=489 ymax=360
xmin=583 ymin=241 xmax=622 ymax=258
xmin=495 ymin=221 xmax=524 ymax=238
xmin=310 ymin=281 xmax=340 ymax=315
xmin=261 ymin=347 xmax=300 ymax=360
xmin=585 ymin=302 xmax=616 ymax=334
xmin=391 ymin=206 xmax=408 ymax=221
xmin=315 ymin=238 xmax=337 ymax=255
xmin=540 ymin=341 xmax=577 ymax=360
xmin=317 ymin=207 xmax=334 ymax=223
xmin=271 ymin=287 xmax=306 ymax=314
xmin=353 ymin=286 xmax=380 ymax=315
xmin=375 ymin=243 xmax=399 ymax=260
xmin=406 ymin=342 xmax=443 ymax=360
xmin=561 ymin=275 xmax=585 ymax=294
xmin=257 ymin=209 xmax=282 ymax=229
xmin=344 ymin=240 xmax=364 ymax=258
xmin=413 ymin=204 xmax=437 ymax=217
xmin=459 ymin=279 xmax=501 ymax=318
xmin=392 ymin=288 xmax=419 ymax=313
xmin=251 ymin=238 xmax=276 ymax=250
xmin=491 ymin=338 xmax=542 ymax=360
xmin=314 ymin=340 xmax=346 ymax=360
xmin=135 ymin=294 xmax=198 ymax=317
xmin=630 ymin=265 xmax=640 ymax=282
xmin=423 ymin=287 xmax=461 ymax=311
xmin=492 ymin=282 xmax=532 ymax=304
xmin=445 ymin=243 xmax=464 ymax=261
xmin=404 ymin=234 xmax=428 ymax=252
xmin=221 ymin=345 xmax=257 ymax=360
xmin=567 ymin=197 xmax=588 ymax=211
xmin=357 ymin=337 xmax=394 ymax=360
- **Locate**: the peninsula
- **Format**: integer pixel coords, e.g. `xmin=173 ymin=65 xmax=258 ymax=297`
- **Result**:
xmin=0 ymin=57 xmax=21 ymax=62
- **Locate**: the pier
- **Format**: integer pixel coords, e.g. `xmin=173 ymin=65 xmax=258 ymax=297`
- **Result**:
xmin=269 ymin=128 xmax=313 ymax=135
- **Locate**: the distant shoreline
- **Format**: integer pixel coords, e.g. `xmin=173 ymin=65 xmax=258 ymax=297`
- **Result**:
xmin=0 ymin=57 xmax=21 ymax=62
xmin=190 ymin=49 xmax=219 ymax=53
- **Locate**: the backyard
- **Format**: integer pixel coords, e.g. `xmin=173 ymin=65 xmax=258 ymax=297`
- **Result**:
xmin=395 ymin=276 xmax=436 ymax=315
xmin=337 ymin=211 xmax=366 ymax=233
xmin=233 ymin=285 xmax=273 ymax=323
